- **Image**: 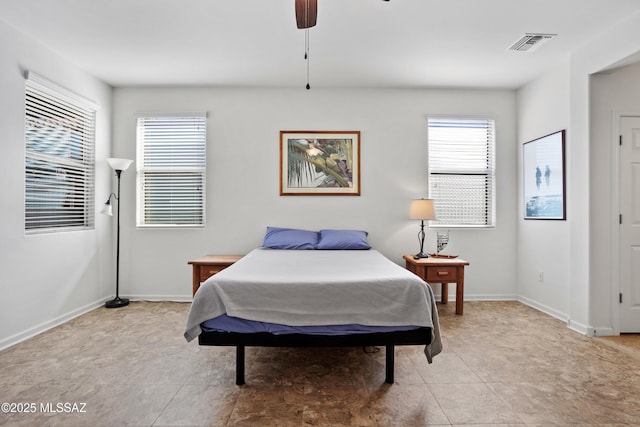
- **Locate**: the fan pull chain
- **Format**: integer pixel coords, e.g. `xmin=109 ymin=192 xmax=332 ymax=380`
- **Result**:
xmin=305 ymin=28 xmax=310 ymax=90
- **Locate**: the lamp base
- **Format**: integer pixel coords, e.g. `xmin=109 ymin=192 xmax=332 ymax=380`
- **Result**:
xmin=105 ymin=296 xmax=129 ymax=308
xmin=413 ymin=252 xmax=429 ymax=259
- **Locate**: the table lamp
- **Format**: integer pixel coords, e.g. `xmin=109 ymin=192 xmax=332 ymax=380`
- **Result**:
xmin=409 ymin=198 xmax=436 ymax=259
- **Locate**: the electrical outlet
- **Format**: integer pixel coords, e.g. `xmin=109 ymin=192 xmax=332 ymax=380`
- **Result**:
xmin=538 ymin=271 xmax=544 ymax=282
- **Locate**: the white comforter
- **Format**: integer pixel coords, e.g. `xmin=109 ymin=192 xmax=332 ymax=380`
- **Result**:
xmin=184 ymin=248 xmax=442 ymax=360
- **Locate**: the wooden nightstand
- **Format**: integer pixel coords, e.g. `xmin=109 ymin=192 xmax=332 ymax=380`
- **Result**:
xmin=188 ymin=255 xmax=243 ymax=296
xmin=403 ymin=255 xmax=469 ymax=314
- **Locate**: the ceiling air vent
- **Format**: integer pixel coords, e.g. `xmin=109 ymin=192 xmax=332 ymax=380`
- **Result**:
xmin=508 ymin=33 xmax=557 ymax=52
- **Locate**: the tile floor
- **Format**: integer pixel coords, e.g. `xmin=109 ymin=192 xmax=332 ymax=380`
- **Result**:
xmin=1 ymin=300 xmax=639 ymax=426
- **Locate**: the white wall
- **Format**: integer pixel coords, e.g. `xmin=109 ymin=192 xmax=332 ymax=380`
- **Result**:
xmin=590 ymin=61 xmax=640 ymax=334
xmin=515 ymin=10 xmax=640 ymax=335
xmin=112 ymin=87 xmax=518 ymax=301
xmin=516 ymin=60 xmax=572 ymax=321
xmin=0 ymin=20 xmax=113 ymax=349
xmin=572 ymin=10 xmax=640 ymax=334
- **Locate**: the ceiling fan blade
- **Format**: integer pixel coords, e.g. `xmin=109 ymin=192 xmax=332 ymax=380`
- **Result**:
xmin=295 ymin=0 xmax=317 ymax=29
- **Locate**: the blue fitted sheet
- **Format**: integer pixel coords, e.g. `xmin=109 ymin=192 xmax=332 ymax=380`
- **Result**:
xmin=201 ymin=314 xmax=420 ymax=336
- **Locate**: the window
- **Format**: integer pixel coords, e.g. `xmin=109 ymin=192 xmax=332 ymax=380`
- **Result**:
xmin=24 ymin=72 xmax=96 ymax=233
xmin=427 ymin=117 xmax=495 ymax=227
xmin=136 ymin=114 xmax=206 ymax=227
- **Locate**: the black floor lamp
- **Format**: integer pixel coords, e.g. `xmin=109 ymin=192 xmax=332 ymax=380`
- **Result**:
xmin=101 ymin=157 xmax=133 ymax=308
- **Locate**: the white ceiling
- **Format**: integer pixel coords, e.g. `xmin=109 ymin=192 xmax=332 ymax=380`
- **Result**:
xmin=1 ymin=0 xmax=639 ymax=89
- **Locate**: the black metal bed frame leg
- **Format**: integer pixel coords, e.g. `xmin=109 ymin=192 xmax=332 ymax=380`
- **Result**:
xmin=385 ymin=345 xmax=395 ymax=384
xmin=236 ymin=345 xmax=245 ymax=385
xmin=234 ymin=343 xmax=396 ymax=385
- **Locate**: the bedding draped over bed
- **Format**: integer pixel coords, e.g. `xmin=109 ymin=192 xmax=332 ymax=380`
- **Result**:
xmin=184 ymin=248 xmax=442 ymax=361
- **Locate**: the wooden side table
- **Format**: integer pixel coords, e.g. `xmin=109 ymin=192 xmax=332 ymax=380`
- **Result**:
xmin=188 ymin=255 xmax=243 ymax=296
xmin=403 ymin=255 xmax=469 ymax=314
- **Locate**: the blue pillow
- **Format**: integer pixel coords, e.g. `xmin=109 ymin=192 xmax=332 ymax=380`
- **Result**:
xmin=316 ymin=229 xmax=371 ymax=250
xmin=262 ymin=226 xmax=318 ymax=250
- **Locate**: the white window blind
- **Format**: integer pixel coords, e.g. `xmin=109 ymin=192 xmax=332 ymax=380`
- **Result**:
xmin=428 ymin=117 xmax=496 ymax=227
xmin=24 ymin=73 xmax=96 ymax=233
xmin=136 ymin=114 xmax=206 ymax=227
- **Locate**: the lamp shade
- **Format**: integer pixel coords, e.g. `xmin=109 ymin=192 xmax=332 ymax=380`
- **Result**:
xmin=100 ymin=203 xmax=113 ymax=216
xmin=409 ymin=199 xmax=436 ymax=220
xmin=106 ymin=158 xmax=133 ymax=171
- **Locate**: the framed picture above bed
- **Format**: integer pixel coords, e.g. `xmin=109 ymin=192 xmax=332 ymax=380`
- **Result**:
xmin=523 ymin=130 xmax=566 ymax=220
xmin=280 ymin=130 xmax=360 ymax=196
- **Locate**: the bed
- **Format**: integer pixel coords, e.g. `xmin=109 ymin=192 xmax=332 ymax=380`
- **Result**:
xmin=184 ymin=227 xmax=442 ymax=385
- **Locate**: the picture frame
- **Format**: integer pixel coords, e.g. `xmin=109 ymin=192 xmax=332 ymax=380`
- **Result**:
xmin=280 ymin=130 xmax=360 ymax=196
xmin=523 ymin=130 xmax=566 ymax=220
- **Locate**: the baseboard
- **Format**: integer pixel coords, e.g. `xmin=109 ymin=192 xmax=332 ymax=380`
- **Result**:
xmin=586 ymin=326 xmax=615 ymax=337
xmin=462 ymin=293 xmax=517 ymax=301
xmin=132 ymin=294 xmax=519 ymax=308
xmin=0 ymin=297 xmax=109 ymax=352
xmin=517 ymin=295 xmax=571 ymax=324
xmin=515 ymin=297 xmax=616 ymax=337
xmin=565 ymin=322 xmax=614 ymax=337
xmin=436 ymin=293 xmax=516 ymax=301
xmin=566 ymin=319 xmax=593 ymax=336
xmin=127 ymin=294 xmax=193 ymax=303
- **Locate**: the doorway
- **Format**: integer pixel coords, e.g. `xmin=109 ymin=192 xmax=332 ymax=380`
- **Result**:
xmin=619 ymin=116 xmax=640 ymax=332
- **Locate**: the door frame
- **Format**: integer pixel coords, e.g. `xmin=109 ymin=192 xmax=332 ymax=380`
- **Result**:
xmin=611 ymin=112 xmax=640 ymax=335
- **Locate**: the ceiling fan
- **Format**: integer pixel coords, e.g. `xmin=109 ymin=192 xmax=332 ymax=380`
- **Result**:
xmin=295 ymin=0 xmax=317 ymax=29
